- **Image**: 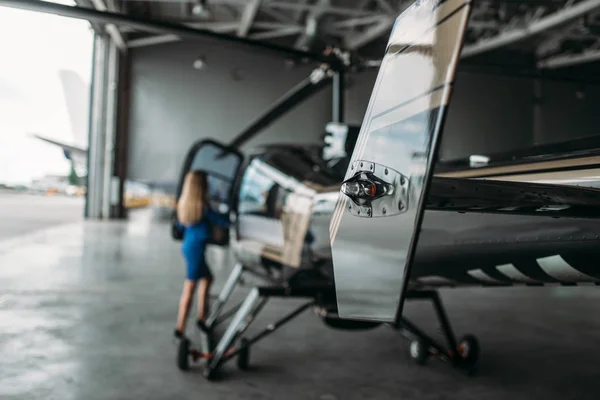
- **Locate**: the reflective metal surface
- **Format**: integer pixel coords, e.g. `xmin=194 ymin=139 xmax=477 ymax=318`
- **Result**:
xmin=341 ymin=160 xmax=409 ymax=218
xmin=179 ymin=139 xmax=244 ymax=212
xmin=412 ymin=210 xmax=600 ymax=288
xmin=304 ymin=172 xmax=600 ymax=290
xmin=329 ymin=0 xmax=472 ymax=322
xmin=425 ymin=176 xmax=600 ymax=219
xmin=233 ymin=146 xmax=339 ymax=269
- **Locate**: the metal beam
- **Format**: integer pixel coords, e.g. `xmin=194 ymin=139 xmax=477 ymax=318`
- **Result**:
xmin=468 ymin=20 xmax=500 ymax=30
xmin=344 ymin=17 xmax=395 ymax=50
xmin=259 ymin=5 xmax=297 ymax=24
xmin=294 ymin=0 xmax=329 ymax=50
xmin=461 ymin=0 xmax=600 ymax=58
xmin=249 ymin=26 xmax=303 ymax=40
xmin=294 ymin=16 xmax=318 ymax=50
xmin=74 ymin=0 xmax=103 ymax=32
xmin=252 ymin=21 xmax=293 ymax=30
xmin=536 ymin=19 xmax=585 ymax=57
xmin=264 ymin=1 xmax=381 ymax=17
xmin=0 ymin=0 xmax=340 ymax=68
xmin=97 ymin=0 xmax=385 ymax=17
xmin=90 ymin=0 xmax=127 ymax=51
xmin=105 ymin=25 xmax=127 ymax=50
xmin=219 ymin=3 xmax=241 ymax=19
xmin=185 ymin=20 xmax=240 ymax=31
xmin=330 ymin=15 xmax=387 ymax=29
xmin=127 ymin=22 xmax=291 ymax=48
xmin=375 ymin=0 xmax=396 ymax=15
xmin=117 ymin=25 xmax=136 ymax=33
xmin=128 ymin=33 xmax=180 ymax=48
xmin=290 ymin=0 xmax=308 ymax=22
xmin=538 ymin=48 xmax=600 ymax=68
xmin=237 ymin=0 xmax=261 ymax=37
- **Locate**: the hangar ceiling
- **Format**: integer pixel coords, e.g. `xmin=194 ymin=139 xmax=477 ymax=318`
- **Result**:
xmin=70 ymin=0 xmax=599 ymax=76
xmin=0 ymin=0 xmax=587 ymax=78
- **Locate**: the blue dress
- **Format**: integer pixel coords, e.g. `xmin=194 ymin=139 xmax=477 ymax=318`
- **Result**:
xmin=178 ymin=207 xmax=230 ymax=281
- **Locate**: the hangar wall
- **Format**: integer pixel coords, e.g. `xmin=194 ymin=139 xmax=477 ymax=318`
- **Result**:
xmin=127 ymin=41 xmax=332 ymax=186
xmin=443 ymin=74 xmax=600 ymax=161
xmin=538 ymin=80 xmax=600 ymax=145
xmin=344 ymin=69 xmax=600 ymax=163
xmin=441 ymin=72 xmax=535 ymax=161
xmin=127 ymin=40 xmax=600 ymax=188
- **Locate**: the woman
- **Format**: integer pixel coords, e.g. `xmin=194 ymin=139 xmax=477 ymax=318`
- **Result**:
xmin=174 ymin=170 xmax=229 ymax=340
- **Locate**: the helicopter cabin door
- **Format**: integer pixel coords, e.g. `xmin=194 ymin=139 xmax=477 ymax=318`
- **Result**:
xmin=329 ymin=0 xmax=472 ymax=323
xmin=172 ymin=139 xmax=244 ymax=245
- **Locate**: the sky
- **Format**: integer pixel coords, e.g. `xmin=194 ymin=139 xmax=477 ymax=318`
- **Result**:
xmin=0 ymin=0 xmax=93 ymax=185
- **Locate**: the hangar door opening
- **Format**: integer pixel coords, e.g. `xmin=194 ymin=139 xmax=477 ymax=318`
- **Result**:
xmin=0 ymin=2 xmax=93 ymax=239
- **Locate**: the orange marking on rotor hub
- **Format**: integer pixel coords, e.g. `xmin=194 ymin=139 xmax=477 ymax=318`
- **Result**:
xmin=366 ymin=183 xmax=376 ymax=197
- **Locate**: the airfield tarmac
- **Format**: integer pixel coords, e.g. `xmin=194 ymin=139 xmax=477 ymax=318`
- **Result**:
xmin=0 ymin=190 xmax=84 ymax=241
xmin=1 ymin=195 xmax=600 ymax=399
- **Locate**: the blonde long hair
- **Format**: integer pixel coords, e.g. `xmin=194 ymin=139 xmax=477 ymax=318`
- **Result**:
xmin=177 ymin=170 xmax=209 ymax=226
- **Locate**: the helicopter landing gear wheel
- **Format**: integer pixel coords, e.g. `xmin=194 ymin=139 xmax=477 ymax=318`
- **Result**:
xmin=457 ymin=334 xmax=480 ymax=375
xmin=396 ymin=291 xmax=483 ymax=376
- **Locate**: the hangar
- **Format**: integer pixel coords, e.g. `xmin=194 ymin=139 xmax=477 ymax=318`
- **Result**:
xmin=1 ymin=0 xmax=600 ymax=399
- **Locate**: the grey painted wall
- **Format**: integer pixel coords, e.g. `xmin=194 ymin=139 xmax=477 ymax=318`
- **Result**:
xmin=440 ymin=72 xmax=535 ymax=161
xmin=347 ymin=69 xmax=600 ymax=162
xmin=127 ymin=40 xmax=600 ymax=185
xmin=538 ymin=80 xmax=600 ymax=145
xmin=340 ymin=69 xmax=536 ymax=162
xmin=127 ymin=40 xmax=332 ymax=185
xmin=442 ymin=74 xmax=600 ymax=161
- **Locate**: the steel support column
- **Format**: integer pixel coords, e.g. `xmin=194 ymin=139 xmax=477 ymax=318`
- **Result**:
xmin=87 ymin=33 xmax=110 ymax=219
xmin=332 ymin=71 xmax=345 ymax=123
xmin=86 ymin=33 xmax=121 ymax=220
xmin=113 ymin=49 xmax=131 ymax=219
xmin=102 ymin=40 xmax=120 ymax=219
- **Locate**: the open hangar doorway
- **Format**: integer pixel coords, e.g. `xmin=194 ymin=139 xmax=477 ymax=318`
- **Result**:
xmin=0 ymin=1 xmax=93 ymax=240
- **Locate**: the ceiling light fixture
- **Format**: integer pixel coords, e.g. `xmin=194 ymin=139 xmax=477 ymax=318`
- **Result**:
xmin=191 ymin=0 xmax=211 ymax=18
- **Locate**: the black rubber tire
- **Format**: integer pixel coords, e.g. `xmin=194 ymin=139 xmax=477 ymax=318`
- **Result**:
xmin=458 ymin=334 xmax=480 ymax=375
xmin=409 ymin=338 xmax=429 ymax=365
xmin=177 ymin=338 xmax=190 ymax=371
xmin=237 ymin=338 xmax=250 ymax=370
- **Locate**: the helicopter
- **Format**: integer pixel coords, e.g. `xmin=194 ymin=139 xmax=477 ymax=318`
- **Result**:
xmin=171 ymin=0 xmax=600 ymax=380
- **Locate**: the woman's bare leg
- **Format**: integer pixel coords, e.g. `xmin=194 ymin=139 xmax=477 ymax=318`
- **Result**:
xmin=197 ymin=277 xmax=213 ymax=322
xmin=176 ymin=279 xmax=198 ymax=334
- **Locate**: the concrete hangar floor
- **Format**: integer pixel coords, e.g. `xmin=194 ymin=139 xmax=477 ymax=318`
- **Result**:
xmin=1 ymin=208 xmax=600 ymax=400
